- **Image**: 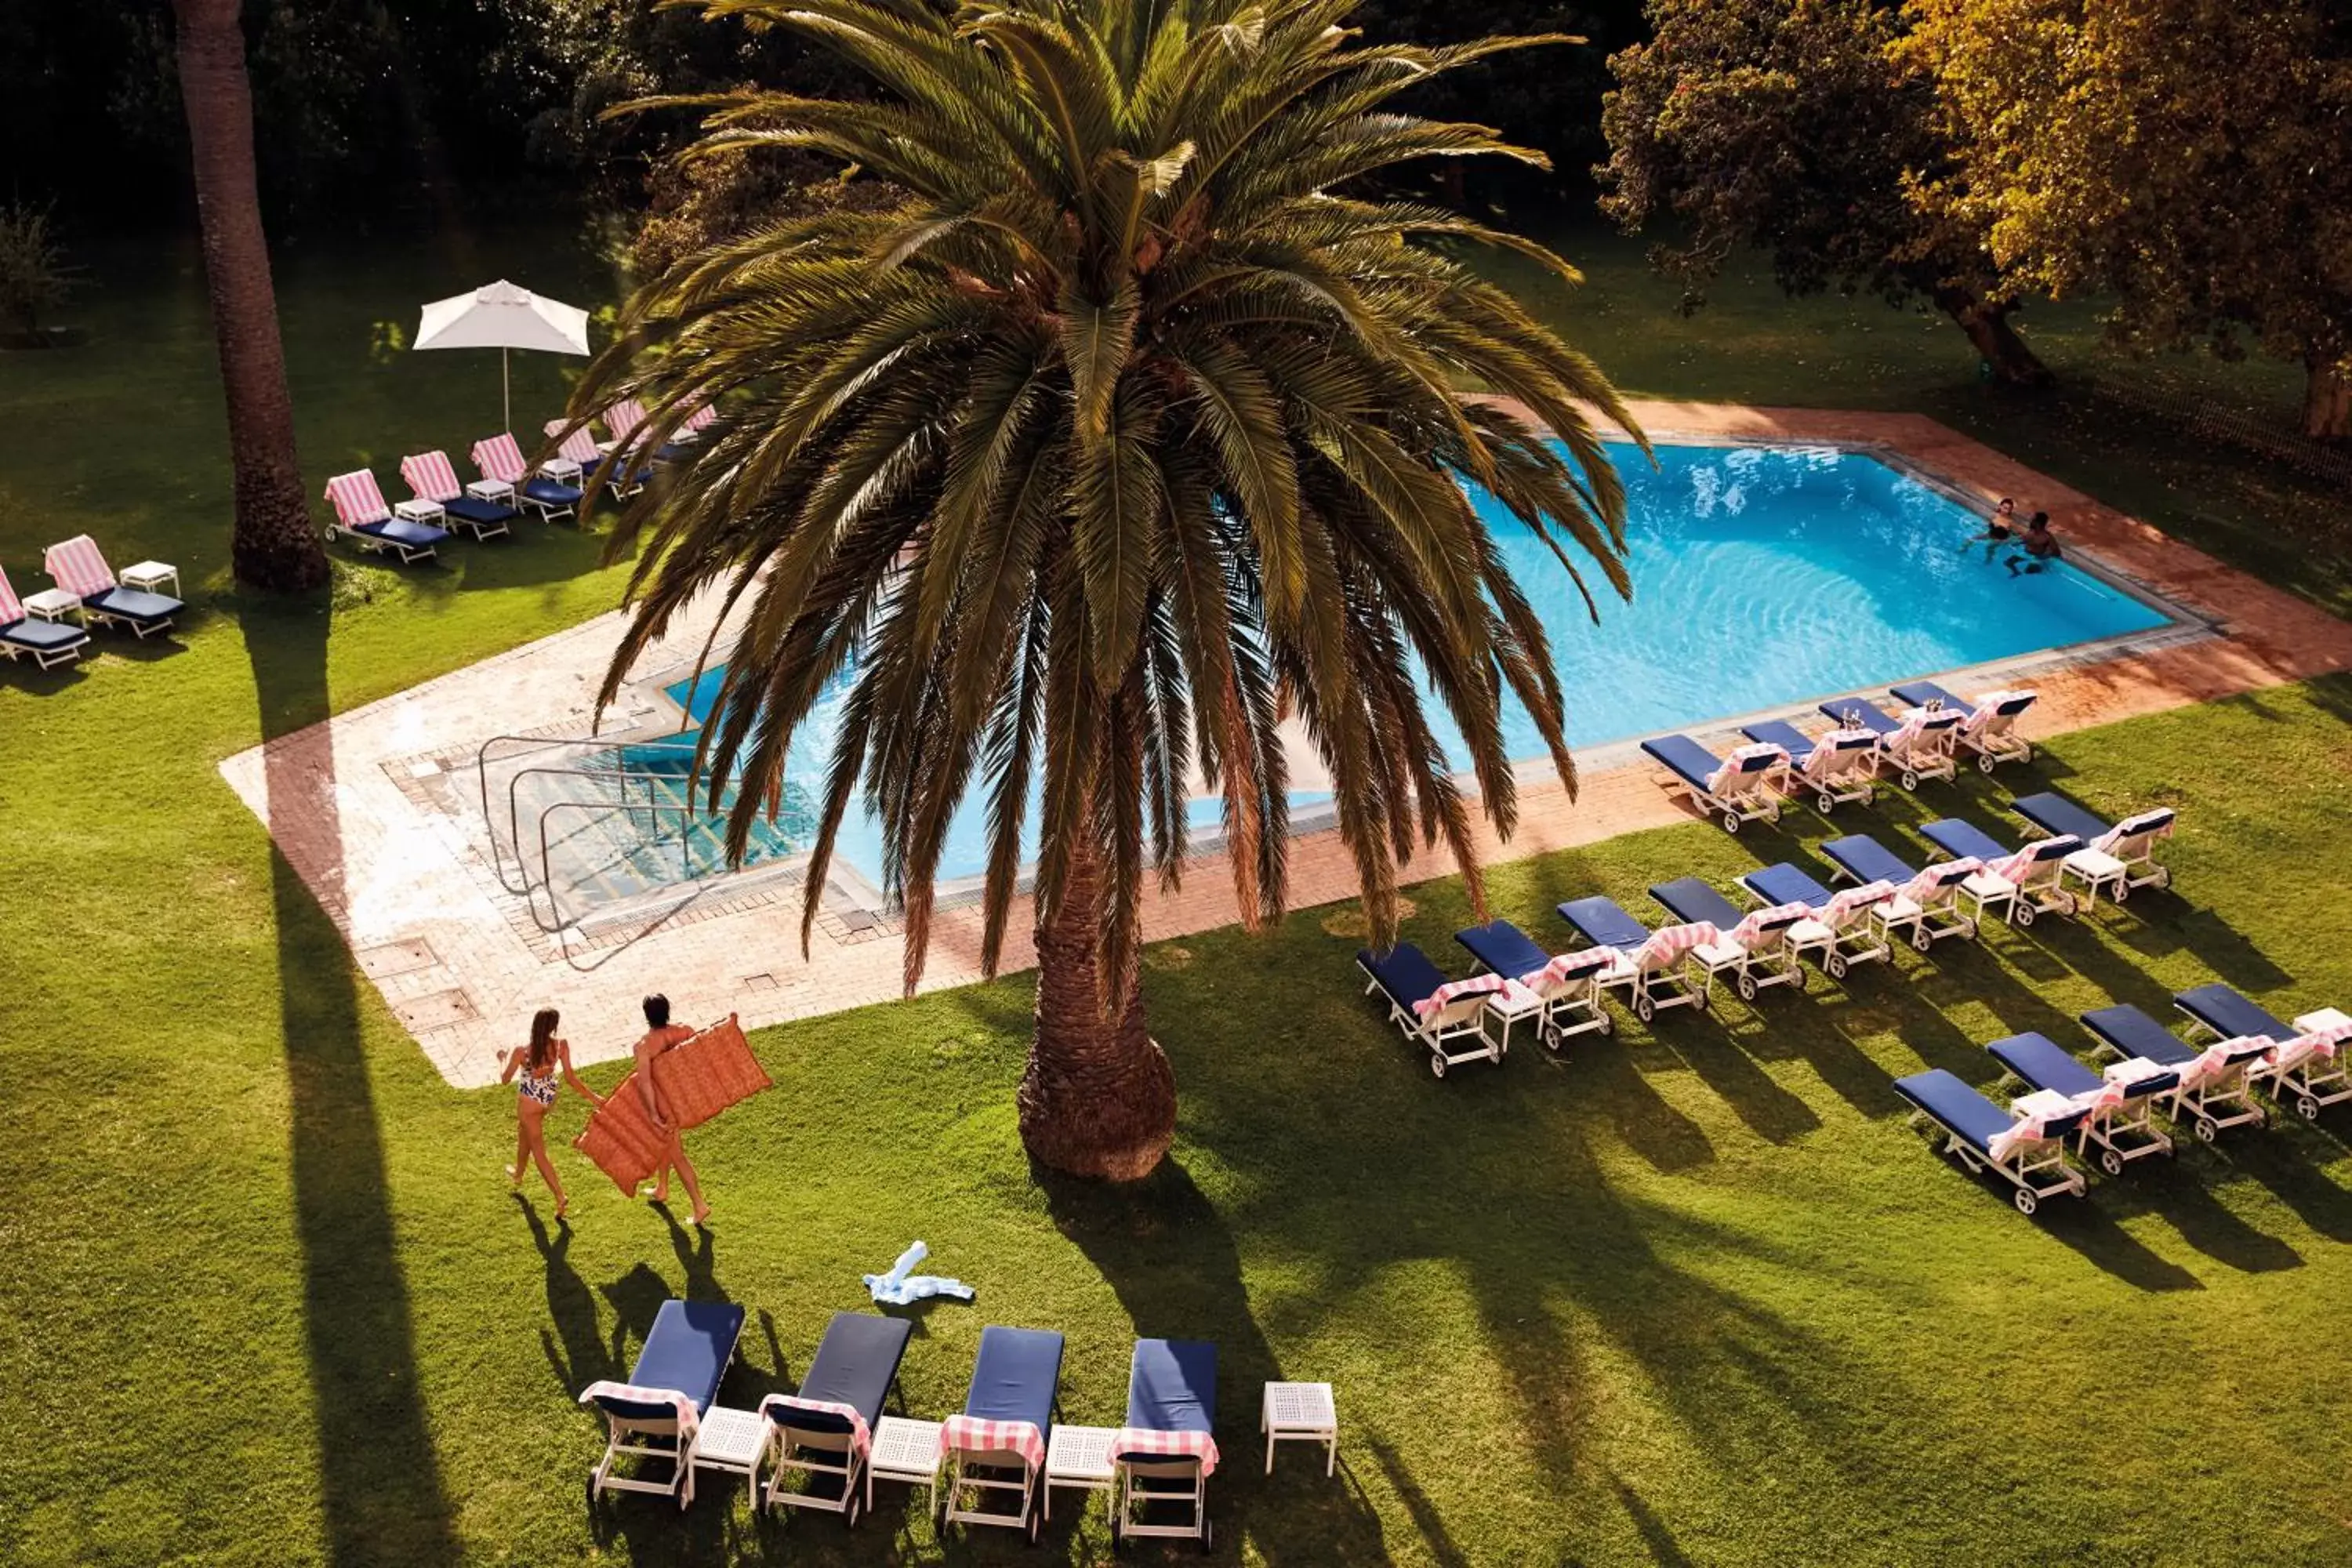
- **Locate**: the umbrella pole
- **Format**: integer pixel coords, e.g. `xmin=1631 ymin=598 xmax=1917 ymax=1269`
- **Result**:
xmin=502 ymin=347 xmax=512 ymax=433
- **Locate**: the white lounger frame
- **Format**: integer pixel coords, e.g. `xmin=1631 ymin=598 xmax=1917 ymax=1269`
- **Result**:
xmin=1993 ymin=1066 xmax=2176 ymax=1177
xmin=764 ymin=1409 xmax=886 ymax=1523
xmin=1882 ymin=713 xmax=1962 ymax=789
xmin=1596 ymin=946 xmax=1711 ymax=1024
xmin=1877 ymin=873 xmax=1981 ymax=952
xmin=1112 ymin=1454 xmax=1211 ymax=1551
xmin=327 ymin=516 xmax=440 ymax=565
xmin=1911 ymin=1107 xmax=2087 ymax=1216
xmin=590 ymin=1400 xmax=713 ymax=1511
xmin=1359 ymin=960 xmax=1505 ymax=1078
xmin=1958 ymin=704 xmax=2035 ymax=772
xmin=2259 ymin=1042 xmax=2352 ymax=1122
xmin=1 ymin=626 xmax=86 ymax=670
xmin=1521 ymin=963 xmax=1615 ymax=1049
xmin=942 ymin=1442 xmax=1046 ymax=1542
xmin=1656 ymin=753 xmax=1784 ymax=833
xmin=1691 ymin=917 xmax=1809 ymax=1002
xmin=1788 ymin=735 xmax=1878 ymax=815
xmin=1998 ymin=844 xmax=2080 ymax=925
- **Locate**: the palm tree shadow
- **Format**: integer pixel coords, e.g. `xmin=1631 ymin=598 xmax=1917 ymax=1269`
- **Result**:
xmin=248 ymin=594 xmax=461 ymax=1566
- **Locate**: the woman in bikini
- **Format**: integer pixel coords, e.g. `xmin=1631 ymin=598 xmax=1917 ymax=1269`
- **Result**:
xmin=499 ymin=1007 xmax=602 ymax=1218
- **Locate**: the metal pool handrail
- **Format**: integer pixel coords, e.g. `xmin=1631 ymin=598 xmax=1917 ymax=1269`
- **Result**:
xmin=529 ymin=794 xmax=744 ymax=938
xmin=473 ymin=731 xmax=706 ymax=893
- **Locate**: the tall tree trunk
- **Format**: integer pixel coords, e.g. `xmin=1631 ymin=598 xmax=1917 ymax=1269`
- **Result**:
xmin=2304 ymin=354 xmax=2351 ymax=441
xmin=1933 ymin=286 xmax=2054 ymax=389
xmin=173 ymin=0 xmax=329 ymax=593
xmin=1018 ymin=829 xmax=1176 ymax=1182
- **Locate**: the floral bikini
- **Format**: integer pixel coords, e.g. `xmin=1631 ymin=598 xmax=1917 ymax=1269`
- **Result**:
xmin=517 ymin=1063 xmax=558 ymax=1107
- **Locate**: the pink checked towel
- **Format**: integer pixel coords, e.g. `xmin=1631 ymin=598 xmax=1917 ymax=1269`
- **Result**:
xmin=760 ymin=1393 xmax=874 ymax=1460
xmin=1899 ymin=858 xmax=1981 ymax=908
xmin=44 ymin=535 xmax=116 ymax=597
xmin=2095 ymin=809 xmax=2176 ymax=854
xmin=1989 ymin=1091 xmax=2078 ymax=1162
xmin=0 ymin=564 xmax=26 ymax=625
xmin=1113 ymin=1426 xmax=1221 ymax=1475
xmin=1816 ymin=880 xmax=1895 ymax=931
xmin=2177 ymin=1036 xmax=2272 ymax=1093
xmin=546 ymin=420 xmax=603 ymax=467
xmin=1987 ymin=841 xmax=2071 ymax=887
xmin=1729 ymin=902 xmax=1810 ymax=951
xmin=1412 ymin=972 xmax=1531 ymax=1019
xmin=579 ymin=1381 xmax=700 ymax=1444
xmin=323 ymin=470 xmax=391 ymax=527
xmin=1802 ymin=728 xmax=1878 ymax=779
xmin=1521 ymin=948 xmax=1620 ymax=989
xmin=1888 ymin=706 xmax=1949 ymax=752
xmin=2269 ymin=1022 xmax=2352 ymax=1075
xmin=1962 ymin=688 xmax=2036 ymax=733
xmin=941 ymin=1415 xmax=1044 ymax=1471
xmin=472 ymin=433 xmax=531 ymax=484
xmin=1621 ymin=921 xmax=1716 ymax=975
xmin=1708 ymin=743 xmax=1788 ymax=796
xmin=400 ymin=450 xmax=466 ymax=504
xmin=2103 ymin=1057 xmax=2176 ymax=1094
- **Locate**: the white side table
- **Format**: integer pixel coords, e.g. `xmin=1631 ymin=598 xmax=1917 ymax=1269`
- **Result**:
xmin=868 ymin=1415 xmax=942 ymax=1512
xmin=692 ymin=1404 xmax=772 ymax=1500
xmin=23 ymin=587 xmax=82 ymax=623
xmin=2063 ymin=847 xmax=2130 ymax=909
xmin=1483 ymin=987 xmax=1541 ymax=1056
xmin=540 ymin=457 xmax=583 ymax=483
xmin=393 ymin=499 xmax=446 ymax=527
xmin=119 ymin=561 xmax=181 ymax=598
xmin=2296 ymin=1007 xmax=2352 ymax=1034
xmin=1261 ymin=1381 xmax=1336 ymax=1476
xmin=466 ymin=477 xmax=515 ymax=505
xmin=1043 ymin=1424 xmax=1119 ymax=1521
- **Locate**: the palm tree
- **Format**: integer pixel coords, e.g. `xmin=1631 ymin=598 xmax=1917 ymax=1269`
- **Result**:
xmin=572 ymin=0 xmax=1641 ymax=1181
xmin=172 ymin=0 xmax=328 ymax=593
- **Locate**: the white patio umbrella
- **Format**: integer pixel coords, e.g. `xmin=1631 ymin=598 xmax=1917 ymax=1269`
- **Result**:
xmin=412 ymin=279 xmax=591 ymax=433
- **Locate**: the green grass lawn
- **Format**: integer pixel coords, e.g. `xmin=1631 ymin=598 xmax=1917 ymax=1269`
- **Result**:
xmin=5 ymin=223 xmax=2352 ymax=1566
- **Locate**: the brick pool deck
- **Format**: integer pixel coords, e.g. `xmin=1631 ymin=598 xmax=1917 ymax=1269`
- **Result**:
xmin=220 ymin=401 xmax=2352 ymax=1086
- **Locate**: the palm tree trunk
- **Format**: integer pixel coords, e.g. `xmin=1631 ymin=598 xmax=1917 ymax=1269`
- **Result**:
xmin=1018 ymin=828 xmax=1176 ymax=1182
xmin=173 ymin=0 xmax=328 ymax=593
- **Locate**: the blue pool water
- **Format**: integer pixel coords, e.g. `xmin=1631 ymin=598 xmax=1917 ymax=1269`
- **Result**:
xmin=627 ymin=441 xmax=2167 ymax=887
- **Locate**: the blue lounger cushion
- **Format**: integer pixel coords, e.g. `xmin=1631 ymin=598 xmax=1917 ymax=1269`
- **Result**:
xmin=1990 ymin=1031 xmax=2178 ymax=1100
xmin=1740 ymin=862 xmax=1834 ymax=909
xmin=2 ymin=616 xmax=87 ymax=655
xmin=1821 ymin=835 xmax=1915 ymax=886
xmin=1821 ymin=697 xmax=1900 ymax=735
xmin=445 ymin=495 xmax=518 ymax=527
xmin=1359 ymin=943 xmax=1445 ymax=1008
xmin=604 ymin=1298 xmax=746 ymax=1420
xmin=85 ymin=586 xmax=182 ymax=624
xmin=1454 ymin=920 xmax=1549 ymax=979
xmin=1740 ymin=719 xmax=1816 ymax=761
xmin=1920 ymin=818 xmax=2009 ymax=863
xmin=783 ymin=1311 xmax=913 ymax=1431
xmin=2079 ymin=1004 xmax=2197 ymax=1067
xmin=356 ymin=517 xmax=451 ymax=551
xmin=1125 ymin=1338 xmax=1216 ymax=1436
xmin=1890 ymin=681 xmax=1971 ymax=712
xmin=1893 ymin=1069 xmax=2016 ymax=1154
xmin=2176 ymin=983 xmax=2292 ymax=1040
xmin=1649 ymin=877 xmax=1743 ymax=929
xmin=521 ymin=476 xmax=585 ymax=506
xmin=1557 ymin=895 xmax=1650 ymax=949
xmin=1641 ymin=733 xmax=1721 ymax=789
xmin=964 ymin=1325 xmax=1062 ymax=1431
xmin=2012 ymin=793 xmax=2107 ymax=842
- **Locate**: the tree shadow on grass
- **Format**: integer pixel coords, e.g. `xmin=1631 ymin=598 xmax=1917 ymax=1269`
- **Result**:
xmin=249 ymin=596 xmax=461 ymax=1567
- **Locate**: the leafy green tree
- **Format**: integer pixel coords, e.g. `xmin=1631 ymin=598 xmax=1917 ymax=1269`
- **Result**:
xmin=0 ymin=206 xmax=77 ymax=339
xmin=572 ymin=0 xmax=1641 ymax=1180
xmin=1902 ymin=0 xmax=2352 ymax=437
xmin=1598 ymin=0 xmax=2051 ymax=385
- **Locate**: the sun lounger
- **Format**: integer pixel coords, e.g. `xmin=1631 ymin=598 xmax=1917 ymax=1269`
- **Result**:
xmin=2011 ymin=793 xmax=2176 ymax=906
xmin=2082 ymin=1003 xmax=2267 ymax=1142
xmin=1737 ymin=862 xmax=1894 ymax=979
xmin=580 ymin=1298 xmax=748 ymax=1509
xmin=1454 ymin=920 xmax=1614 ymax=1047
xmin=321 ymin=470 xmax=452 ymax=564
xmin=1556 ymin=896 xmax=1715 ymax=1022
xmin=1820 ymin=695 xmax=1962 ymax=789
xmin=1112 ymin=1338 xmax=1218 ymax=1551
xmin=1919 ymin=818 xmax=2079 ymax=924
xmin=1893 ymin=1067 xmax=2088 ymax=1214
xmin=547 ymin=419 xmax=652 ymax=499
xmin=1640 ymin=733 xmax=1788 ymax=833
xmin=2176 ymin=985 xmax=2352 ymax=1122
xmin=1650 ymin=877 xmax=1809 ymax=1000
xmin=1742 ymin=719 xmax=1878 ymax=814
xmin=604 ymin=397 xmax=691 ymax=463
xmin=42 ymin=535 xmax=183 ymax=637
xmin=941 ymin=1325 xmax=1063 ymax=1541
xmin=1889 ymin=681 xmax=2037 ymax=771
xmin=1357 ymin=943 xmax=1511 ymax=1076
xmin=1820 ymin=835 xmax=1984 ymax=949
xmin=758 ymin=1310 xmax=914 ymax=1523
xmin=398 ymin=450 xmax=515 ymax=541
xmin=471 ymin=432 xmax=586 ymax=522
xmin=1987 ymin=1030 xmax=2177 ymax=1175
xmin=0 ymin=564 xmax=89 ymax=669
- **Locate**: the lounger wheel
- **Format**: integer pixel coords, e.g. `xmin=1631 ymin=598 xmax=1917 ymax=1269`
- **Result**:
xmin=1737 ymin=973 xmax=1759 ymax=1002
xmin=1977 ymin=754 xmax=1998 ymax=774
xmin=1541 ymin=1021 xmax=1562 ymax=1051
xmin=2100 ymin=1149 xmax=2125 ymax=1177
xmin=2153 ymin=866 xmax=2172 ymax=890
xmin=1824 ymin=953 xmax=1848 ymax=980
xmin=1201 ymin=1518 xmax=1215 ymax=1554
xmin=1634 ymin=994 xmax=1656 ymax=1023
xmin=2012 ymin=902 xmax=2036 ymax=927
xmin=2111 ymin=880 xmax=2129 ymax=904
xmin=2020 ymin=743 xmax=2034 ymax=764
xmin=1428 ymin=1053 xmax=1446 ymax=1079
xmin=2013 ymin=1188 xmax=2038 ymax=1216
xmin=2299 ymin=1096 xmax=2321 ymax=1121
xmin=1899 ymin=769 xmax=1919 ymax=792
xmin=1794 ymin=966 xmax=1809 ymax=992
xmin=2195 ymin=1117 xmax=2220 ymax=1143
xmin=1815 ymin=791 xmax=1836 ymax=815
xmin=1595 ymin=1011 xmax=1616 ymax=1036
xmin=1720 ymin=810 xmax=1742 ymax=834
xmin=1911 ymin=925 xmax=1933 ymax=953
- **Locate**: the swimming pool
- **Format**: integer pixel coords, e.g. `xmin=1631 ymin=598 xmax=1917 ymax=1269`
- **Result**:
xmin=597 ymin=440 xmax=2169 ymax=895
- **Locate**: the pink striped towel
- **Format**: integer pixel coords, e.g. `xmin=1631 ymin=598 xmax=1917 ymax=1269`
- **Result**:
xmin=42 ymin=535 xmax=115 ymax=597
xmin=759 ymin=1392 xmax=874 ymax=1460
xmin=940 ymin=1414 xmax=1044 ymax=1472
xmin=1521 ymin=948 xmax=1621 ymax=989
xmin=0 ymin=564 xmax=24 ymax=624
xmin=323 ymin=470 xmax=391 ymax=527
xmin=1411 ymin=972 xmax=1530 ymax=1019
xmin=1899 ymin=858 xmax=1982 ymax=907
xmin=545 ymin=420 xmax=603 ymax=467
xmin=683 ymin=402 xmax=718 ymax=432
xmin=579 ymin=1381 xmax=700 ymax=1444
xmin=1112 ymin=1426 xmax=1221 ymax=1475
xmin=1816 ymin=880 xmax=1895 ymax=931
xmin=1708 ymin=743 xmax=1789 ymax=795
xmin=472 ymin=433 xmax=529 ymax=483
xmin=400 ymin=450 xmax=464 ymax=504
xmin=2095 ymin=809 xmax=2176 ymax=853
xmin=606 ymin=398 xmax=648 ymax=438
xmin=1729 ymin=903 xmax=1809 ymax=950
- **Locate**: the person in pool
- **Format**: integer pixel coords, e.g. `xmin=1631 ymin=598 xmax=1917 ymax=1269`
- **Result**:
xmin=500 ymin=1007 xmax=603 ymax=1219
xmin=2006 ymin=512 xmax=2062 ymax=575
xmin=1963 ymin=496 xmax=2020 ymax=559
